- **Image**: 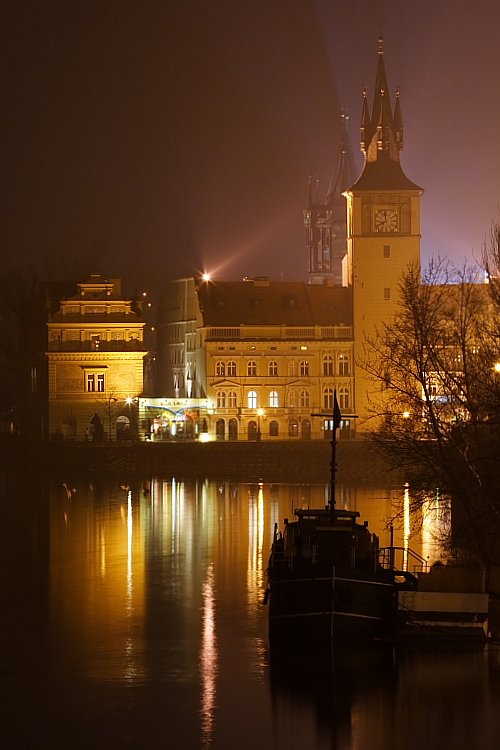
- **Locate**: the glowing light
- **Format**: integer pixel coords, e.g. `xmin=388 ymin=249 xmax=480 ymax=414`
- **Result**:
xmin=494 ymin=362 xmax=500 ymax=373
xmin=125 ymin=397 xmax=133 ymax=405
xmin=402 ymin=410 xmax=410 ymax=419
xmin=200 ymin=563 xmax=218 ymax=749
xmin=257 ymin=407 xmax=264 ymax=417
xmin=199 ymin=432 xmax=213 ymax=443
xmin=202 ymin=272 xmax=211 ymax=282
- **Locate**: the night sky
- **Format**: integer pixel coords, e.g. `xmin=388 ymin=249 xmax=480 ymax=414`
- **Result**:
xmin=2 ymin=1 xmax=500 ymax=296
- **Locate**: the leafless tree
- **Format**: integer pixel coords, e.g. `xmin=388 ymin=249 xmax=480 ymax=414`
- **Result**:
xmin=362 ymin=251 xmax=500 ymax=565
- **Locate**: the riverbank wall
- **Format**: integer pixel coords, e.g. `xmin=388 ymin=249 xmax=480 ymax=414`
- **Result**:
xmin=2 ymin=438 xmax=403 ymax=485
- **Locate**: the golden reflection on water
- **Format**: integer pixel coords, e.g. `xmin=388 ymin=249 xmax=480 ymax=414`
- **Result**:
xmin=200 ymin=563 xmax=217 ymax=749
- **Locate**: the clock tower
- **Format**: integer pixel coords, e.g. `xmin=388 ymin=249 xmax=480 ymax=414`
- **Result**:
xmin=344 ymin=38 xmax=423 ymax=428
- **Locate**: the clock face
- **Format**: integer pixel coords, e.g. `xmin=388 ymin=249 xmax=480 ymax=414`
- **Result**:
xmin=374 ymin=208 xmax=399 ymax=233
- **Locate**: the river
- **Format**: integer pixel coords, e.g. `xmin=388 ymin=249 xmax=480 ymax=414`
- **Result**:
xmin=2 ymin=474 xmax=500 ymax=749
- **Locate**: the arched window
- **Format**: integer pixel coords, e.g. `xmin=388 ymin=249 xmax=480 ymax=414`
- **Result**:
xmin=269 ymin=390 xmax=279 ymax=408
xmin=248 ymin=421 xmax=258 ymax=440
xmin=300 ymin=360 xmax=309 ymax=376
xmin=338 ymin=354 xmax=350 ymax=376
xmin=247 ymin=390 xmax=257 ymax=409
xmin=288 ymin=390 xmax=298 ymax=407
xmin=288 ymin=360 xmax=297 ymax=376
xmin=227 ymin=360 xmax=237 ymax=377
xmin=227 ymin=390 xmax=237 ymax=408
xmin=300 ymin=390 xmax=310 ymax=408
xmin=339 ymin=386 xmax=350 ymax=410
xmin=268 ymin=360 xmax=278 ymax=376
xmin=269 ymin=420 xmax=279 ymax=437
xmin=288 ymin=418 xmax=299 ymax=437
xmin=216 ymin=360 xmax=225 ymax=377
xmin=323 ymin=387 xmax=334 ymax=410
xmin=323 ymin=355 xmax=334 ymax=376
xmin=301 ymin=419 xmax=311 ymax=440
xmin=217 ymin=391 xmax=226 ymax=408
xmin=247 ymin=360 xmax=257 ymax=377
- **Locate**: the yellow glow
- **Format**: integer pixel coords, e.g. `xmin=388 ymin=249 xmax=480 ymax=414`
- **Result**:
xmin=202 ymin=272 xmax=211 ymax=282
xmin=199 ymin=432 xmax=213 ymax=443
xmin=200 ymin=563 xmax=218 ymax=748
xmin=402 ymin=410 xmax=410 ymax=419
xmin=257 ymin=408 xmax=264 ymax=417
xmin=125 ymin=397 xmax=133 ymax=405
xmin=494 ymin=362 xmax=500 ymax=373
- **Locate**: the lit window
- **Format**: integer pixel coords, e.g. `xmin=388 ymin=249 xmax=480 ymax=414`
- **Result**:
xmin=269 ymin=390 xmax=279 ymax=408
xmin=97 ymin=374 xmax=105 ymax=392
xmin=300 ymin=360 xmax=309 ymax=376
xmin=91 ymin=335 xmax=101 ymax=351
xmin=288 ymin=418 xmax=299 ymax=437
xmin=247 ymin=360 xmax=257 ymax=377
xmin=227 ymin=390 xmax=237 ymax=408
xmin=217 ymin=391 xmax=226 ymax=408
xmin=248 ymin=390 xmax=257 ymax=409
xmin=227 ymin=360 xmax=237 ymax=377
xmin=216 ymin=361 xmax=225 ymax=377
xmin=86 ymin=373 xmax=105 ymax=393
xmin=86 ymin=374 xmax=96 ymax=392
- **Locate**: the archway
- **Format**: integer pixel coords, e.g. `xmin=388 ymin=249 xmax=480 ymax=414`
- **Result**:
xmin=248 ymin=421 xmax=258 ymax=440
xmin=301 ymin=419 xmax=311 ymax=440
xmin=216 ymin=418 xmax=225 ymax=441
xmin=228 ymin=418 xmax=238 ymax=441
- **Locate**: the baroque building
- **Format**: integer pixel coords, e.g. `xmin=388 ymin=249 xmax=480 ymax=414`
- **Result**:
xmin=47 ymin=274 xmax=147 ymax=440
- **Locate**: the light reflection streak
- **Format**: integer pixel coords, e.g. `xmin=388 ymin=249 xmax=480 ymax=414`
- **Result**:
xmin=403 ymin=484 xmax=410 ymax=571
xmin=421 ymin=490 xmax=449 ymax=564
xmin=200 ymin=563 xmax=218 ymax=749
xmin=247 ymin=484 xmax=265 ymax=615
xmin=125 ymin=489 xmax=136 ymax=682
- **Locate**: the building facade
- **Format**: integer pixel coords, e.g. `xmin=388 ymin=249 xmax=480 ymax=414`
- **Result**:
xmin=47 ymin=274 xmax=147 ymax=440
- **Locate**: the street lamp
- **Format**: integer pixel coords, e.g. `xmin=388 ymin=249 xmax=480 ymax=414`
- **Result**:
xmin=257 ymin=407 xmax=264 ymax=441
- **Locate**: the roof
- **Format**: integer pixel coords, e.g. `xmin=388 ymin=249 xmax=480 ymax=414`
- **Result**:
xmin=196 ymin=280 xmax=352 ymax=327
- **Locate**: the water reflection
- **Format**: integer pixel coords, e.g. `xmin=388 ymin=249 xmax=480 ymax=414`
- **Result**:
xmin=2 ymin=475 xmax=500 ymax=749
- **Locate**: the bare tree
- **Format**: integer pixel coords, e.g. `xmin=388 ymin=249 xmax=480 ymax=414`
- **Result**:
xmin=362 ymin=254 xmax=500 ymax=566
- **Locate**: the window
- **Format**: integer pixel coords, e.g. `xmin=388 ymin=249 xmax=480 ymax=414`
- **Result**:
xmin=300 ymin=390 xmax=310 ymax=408
xmin=338 ymin=353 xmax=350 ymax=376
xmin=300 ymin=360 xmax=309 ymax=376
xmin=91 ymin=335 xmax=101 ymax=351
xmin=323 ymin=387 xmax=334 ymax=410
xmin=227 ymin=360 xmax=237 ymax=377
xmin=247 ymin=360 xmax=257 ymax=377
xmin=268 ymin=360 xmax=278 ymax=377
xmin=216 ymin=361 xmax=225 ymax=377
xmin=323 ymin=355 xmax=334 ymax=376
xmin=269 ymin=420 xmax=279 ymax=437
xmin=86 ymin=373 xmax=105 ymax=393
xmin=384 ymin=288 xmax=391 ymax=300
xmin=248 ymin=390 xmax=257 ymax=409
xmin=269 ymin=390 xmax=279 ymax=408
xmin=217 ymin=391 xmax=226 ymax=408
xmin=288 ymin=360 xmax=297 ymax=376
xmin=288 ymin=418 xmax=299 ymax=437
xmin=339 ymin=386 xmax=350 ymax=410
xmin=383 ymin=245 xmax=391 ymax=258
xmin=288 ymin=390 xmax=298 ymax=407
xmin=227 ymin=390 xmax=237 ymax=408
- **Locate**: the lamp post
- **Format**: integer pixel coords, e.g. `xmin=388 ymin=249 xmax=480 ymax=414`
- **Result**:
xmin=257 ymin=407 xmax=264 ymax=441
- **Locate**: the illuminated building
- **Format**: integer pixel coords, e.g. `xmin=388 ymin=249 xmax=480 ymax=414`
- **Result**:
xmin=157 ymin=276 xmax=354 ymax=440
xmin=47 ymin=274 xmax=147 ymax=440
xmin=155 ymin=39 xmax=422 ymax=439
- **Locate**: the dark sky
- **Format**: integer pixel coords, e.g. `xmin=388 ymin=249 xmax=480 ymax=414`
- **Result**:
xmin=2 ymin=1 xmax=500 ymax=296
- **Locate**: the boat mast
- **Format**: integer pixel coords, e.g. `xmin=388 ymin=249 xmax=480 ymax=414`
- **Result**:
xmin=330 ymin=389 xmax=342 ymax=520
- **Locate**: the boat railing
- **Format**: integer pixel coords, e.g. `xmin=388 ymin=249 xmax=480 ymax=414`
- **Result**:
xmin=379 ymin=546 xmax=429 ymax=574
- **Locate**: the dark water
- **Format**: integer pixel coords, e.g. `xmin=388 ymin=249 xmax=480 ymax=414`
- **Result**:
xmin=2 ymin=475 xmax=500 ymax=749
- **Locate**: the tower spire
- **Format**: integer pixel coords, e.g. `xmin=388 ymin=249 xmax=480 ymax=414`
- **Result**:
xmin=353 ymin=37 xmax=421 ymax=191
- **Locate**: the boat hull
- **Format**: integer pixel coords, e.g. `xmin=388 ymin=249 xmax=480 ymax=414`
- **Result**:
xmin=268 ymin=566 xmax=397 ymax=642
